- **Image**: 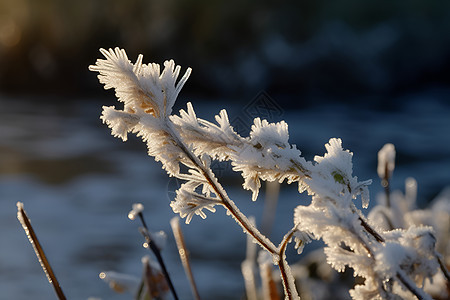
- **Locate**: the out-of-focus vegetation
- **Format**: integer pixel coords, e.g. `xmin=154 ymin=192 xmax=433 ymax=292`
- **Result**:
xmin=1 ymin=0 xmax=450 ymax=101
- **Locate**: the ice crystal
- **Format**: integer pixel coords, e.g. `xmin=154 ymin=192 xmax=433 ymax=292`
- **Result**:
xmin=170 ymin=185 xmax=221 ymax=224
xmin=292 ymin=230 xmax=312 ymax=255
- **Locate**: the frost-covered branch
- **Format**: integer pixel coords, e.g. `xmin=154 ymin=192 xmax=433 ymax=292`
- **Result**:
xmin=171 ymin=104 xmax=312 ymax=201
xmin=90 ymin=48 xmax=299 ymax=299
xmin=91 ymin=48 xmax=447 ymax=300
xmin=293 ymin=141 xmax=447 ymax=299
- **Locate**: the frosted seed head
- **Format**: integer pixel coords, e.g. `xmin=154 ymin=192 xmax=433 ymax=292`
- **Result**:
xmin=128 ymin=203 xmax=144 ymax=220
xmin=90 ymin=48 xmax=191 ymax=119
xmin=377 ymin=143 xmax=396 ymax=179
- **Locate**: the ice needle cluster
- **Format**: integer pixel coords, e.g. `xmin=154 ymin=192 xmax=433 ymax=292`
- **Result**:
xmin=91 ymin=48 xmax=448 ymax=299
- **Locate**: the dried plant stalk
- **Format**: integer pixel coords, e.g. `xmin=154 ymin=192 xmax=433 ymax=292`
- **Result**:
xmin=241 ymin=216 xmax=258 ymax=300
xmin=16 ymin=202 xmax=66 ymax=300
xmin=170 ymin=217 xmax=201 ymax=300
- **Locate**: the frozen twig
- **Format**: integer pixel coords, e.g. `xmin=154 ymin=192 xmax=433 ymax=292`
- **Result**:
xmin=437 ymin=255 xmax=450 ymax=282
xmin=16 ymin=202 xmax=66 ymax=300
xmin=129 ymin=204 xmax=179 ymax=300
xmin=277 ymin=228 xmax=298 ymax=300
xmin=167 ymin=122 xmax=299 ymax=299
xmin=139 ymin=228 xmax=178 ymax=300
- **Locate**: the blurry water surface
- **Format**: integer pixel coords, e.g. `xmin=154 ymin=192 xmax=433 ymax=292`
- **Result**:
xmin=1 ymin=94 xmax=449 ymax=299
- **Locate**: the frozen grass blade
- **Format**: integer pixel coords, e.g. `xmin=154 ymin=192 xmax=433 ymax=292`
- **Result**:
xmin=241 ymin=216 xmax=258 ymax=300
xmin=129 ymin=204 xmax=179 ymax=300
xmin=16 ymin=202 xmax=66 ymax=300
xmin=170 ymin=217 xmax=201 ymax=300
xmin=139 ymin=227 xmax=179 ymax=300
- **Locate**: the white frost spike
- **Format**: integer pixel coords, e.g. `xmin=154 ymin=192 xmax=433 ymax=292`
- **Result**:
xmin=314 ymin=138 xmax=353 ymax=178
xmin=312 ymin=138 xmax=372 ymax=208
xmin=170 ymin=187 xmax=222 ymax=223
xmin=101 ymin=106 xmax=140 ymax=141
xmin=170 ymin=102 xmax=244 ymax=161
xmin=377 ymin=143 xmax=396 ymax=179
xmin=128 ymin=203 xmax=145 ymax=220
xmin=250 ymin=118 xmax=290 ymax=148
xmin=89 ymin=47 xmax=191 ymax=118
xmin=293 ymin=230 xmax=312 ymax=254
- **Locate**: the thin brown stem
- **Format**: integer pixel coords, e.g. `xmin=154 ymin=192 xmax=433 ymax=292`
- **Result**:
xmin=351 ymin=204 xmax=385 ymax=243
xmin=358 ymin=216 xmax=385 ymax=243
xmin=277 ymin=229 xmax=297 ymax=300
xmin=170 ymin=217 xmax=201 ymax=300
xmin=139 ymin=227 xmax=179 ymax=300
xmin=16 ymin=202 xmax=67 ymax=300
xmin=437 ymin=255 xmax=450 ymax=282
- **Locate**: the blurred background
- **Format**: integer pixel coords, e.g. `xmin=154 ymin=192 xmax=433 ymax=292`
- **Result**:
xmin=1 ymin=0 xmax=449 ymax=299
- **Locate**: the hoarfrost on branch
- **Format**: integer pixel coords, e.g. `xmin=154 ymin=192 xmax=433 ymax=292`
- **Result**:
xmin=90 ymin=48 xmax=448 ymax=300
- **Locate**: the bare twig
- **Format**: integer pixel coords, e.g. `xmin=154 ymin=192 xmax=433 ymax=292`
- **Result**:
xmin=16 ymin=202 xmax=66 ymax=300
xmin=437 ymin=255 xmax=450 ymax=282
xmin=135 ymin=212 xmax=179 ymax=300
xmin=170 ymin=217 xmax=201 ymax=300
